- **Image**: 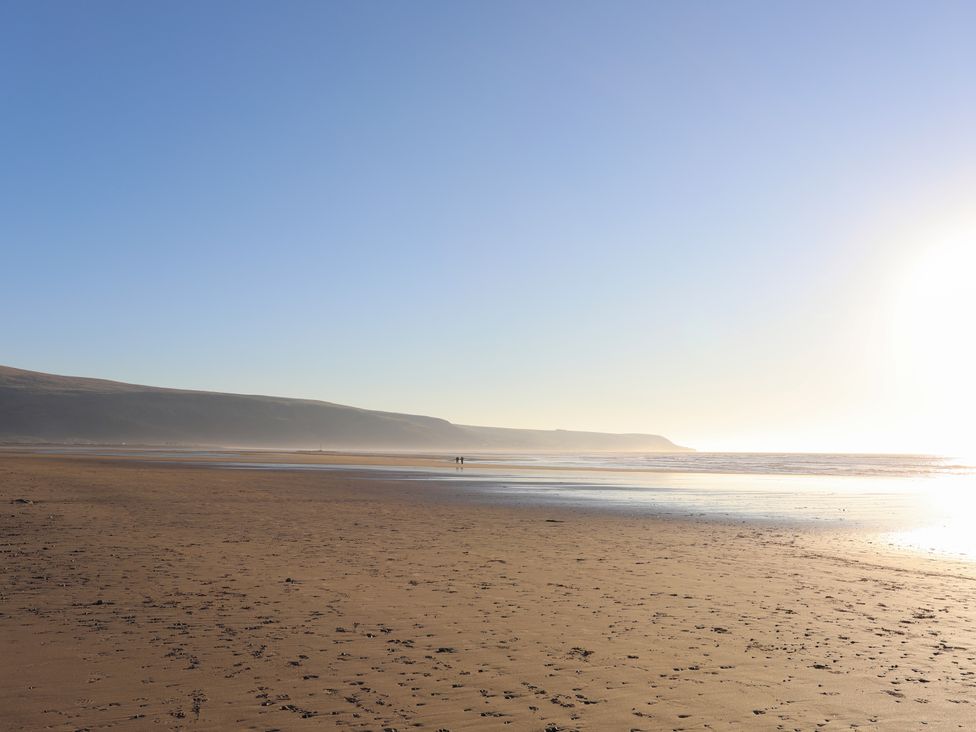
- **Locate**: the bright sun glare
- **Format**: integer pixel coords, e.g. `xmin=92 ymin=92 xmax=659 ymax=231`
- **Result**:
xmin=893 ymin=233 xmax=976 ymax=455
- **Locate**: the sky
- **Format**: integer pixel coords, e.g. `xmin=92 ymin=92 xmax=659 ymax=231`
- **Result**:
xmin=2 ymin=1 xmax=975 ymax=454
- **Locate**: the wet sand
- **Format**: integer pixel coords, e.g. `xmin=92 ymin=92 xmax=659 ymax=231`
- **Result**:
xmin=1 ymin=452 xmax=974 ymax=730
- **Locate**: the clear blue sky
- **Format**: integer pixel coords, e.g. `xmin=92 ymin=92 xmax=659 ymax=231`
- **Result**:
xmin=2 ymin=1 xmax=974 ymax=452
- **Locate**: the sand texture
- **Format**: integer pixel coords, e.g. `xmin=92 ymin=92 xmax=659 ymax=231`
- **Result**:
xmin=1 ymin=453 xmax=975 ymax=730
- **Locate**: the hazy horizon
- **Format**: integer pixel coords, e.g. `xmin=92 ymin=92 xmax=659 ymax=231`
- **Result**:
xmin=3 ymin=2 xmax=974 ymax=454
xmin=1 ymin=361 xmax=971 ymax=457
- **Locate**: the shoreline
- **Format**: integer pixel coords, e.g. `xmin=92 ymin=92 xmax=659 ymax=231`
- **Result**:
xmin=2 ymin=453 xmax=974 ymax=730
xmin=10 ymin=448 xmax=972 ymax=560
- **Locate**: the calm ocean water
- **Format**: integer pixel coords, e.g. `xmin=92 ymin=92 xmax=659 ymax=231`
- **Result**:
xmin=469 ymin=451 xmax=976 ymax=478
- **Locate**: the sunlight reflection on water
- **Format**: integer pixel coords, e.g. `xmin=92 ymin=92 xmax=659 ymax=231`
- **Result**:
xmin=878 ymin=473 xmax=976 ymax=559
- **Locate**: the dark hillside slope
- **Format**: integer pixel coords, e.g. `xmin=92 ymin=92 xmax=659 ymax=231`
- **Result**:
xmin=0 ymin=365 xmax=690 ymax=451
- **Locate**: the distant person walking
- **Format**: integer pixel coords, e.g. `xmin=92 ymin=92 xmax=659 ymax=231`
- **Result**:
xmin=460 ymin=456 xmax=464 ymax=465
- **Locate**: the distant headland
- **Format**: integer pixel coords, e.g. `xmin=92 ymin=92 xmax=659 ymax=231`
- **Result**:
xmin=0 ymin=365 xmax=691 ymax=452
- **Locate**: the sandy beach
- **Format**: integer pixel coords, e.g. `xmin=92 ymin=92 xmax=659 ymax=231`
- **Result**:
xmin=2 ymin=452 xmax=974 ymax=731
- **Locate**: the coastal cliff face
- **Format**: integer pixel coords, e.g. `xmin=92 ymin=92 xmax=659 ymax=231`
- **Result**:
xmin=0 ymin=365 xmax=691 ymax=452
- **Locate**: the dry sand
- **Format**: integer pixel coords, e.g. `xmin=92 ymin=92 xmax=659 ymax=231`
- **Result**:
xmin=1 ymin=453 xmax=974 ymax=731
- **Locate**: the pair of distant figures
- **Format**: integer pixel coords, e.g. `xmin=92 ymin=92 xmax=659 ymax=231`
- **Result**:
xmin=454 ymin=456 xmax=465 ymax=464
